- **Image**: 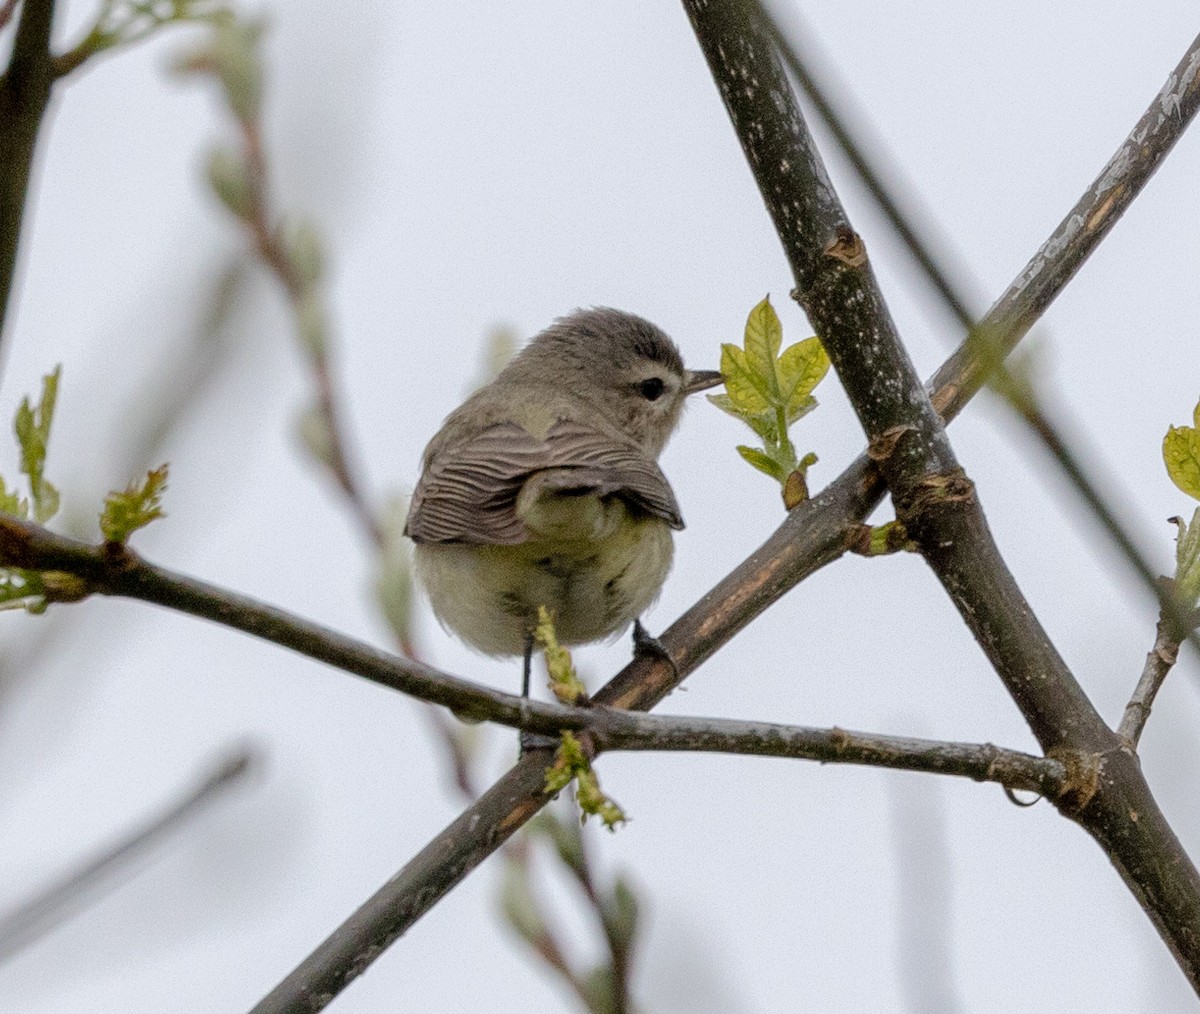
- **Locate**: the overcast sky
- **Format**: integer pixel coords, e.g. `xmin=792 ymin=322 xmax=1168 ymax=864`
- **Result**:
xmin=2 ymin=2 xmax=1200 ymax=1011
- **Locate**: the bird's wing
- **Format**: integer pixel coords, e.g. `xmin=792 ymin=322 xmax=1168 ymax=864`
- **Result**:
xmin=405 ymin=418 xmax=683 ymax=545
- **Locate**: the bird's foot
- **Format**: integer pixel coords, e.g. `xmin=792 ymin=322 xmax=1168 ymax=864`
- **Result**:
xmin=632 ymin=618 xmax=677 ymax=675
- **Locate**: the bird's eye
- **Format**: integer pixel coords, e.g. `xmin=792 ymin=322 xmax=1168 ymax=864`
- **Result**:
xmin=639 ymin=377 xmax=666 ymax=401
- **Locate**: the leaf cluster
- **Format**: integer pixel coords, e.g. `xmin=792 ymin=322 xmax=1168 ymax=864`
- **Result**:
xmin=0 ymin=368 xmax=171 ymax=611
xmin=708 ymin=296 xmax=829 ymax=506
xmin=545 ymin=732 xmax=626 ymax=831
xmin=100 ymin=465 xmax=169 ymax=545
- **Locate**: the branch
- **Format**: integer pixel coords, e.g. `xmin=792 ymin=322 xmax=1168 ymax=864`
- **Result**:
xmin=0 ymin=0 xmax=55 ymax=353
xmin=0 ymin=744 xmax=257 ymax=963
xmin=766 ymin=7 xmax=1200 ymax=667
xmin=1119 ymin=609 xmax=1189 ymax=746
xmin=588 ymin=712 xmax=1066 ymax=796
xmin=0 ymin=512 xmax=598 ymax=738
xmin=0 ymin=0 xmax=19 ymax=34
xmin=249 ymin=17 xmax=1200 ymax=1009
xmin=686 ymin=0 xmax=1105 ymax=747
xmin=686 ymin=0 xmax=1200 ymax=993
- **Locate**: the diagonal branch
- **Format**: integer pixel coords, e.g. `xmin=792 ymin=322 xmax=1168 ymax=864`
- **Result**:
xmin=0 ymin=0 xmax=55 ymax=353
xmin=685 ymin=0 xmax=1200 ymax=992
xmin=249 ymin=15 xmax=1200 ymax=1010
xmin=765 ymin=7 xmax=1200 ymax=673
xmin=685 ymin=0 xmax=1106 ymax=749
xmin=0 ymin=744 xmax=257 ymax=963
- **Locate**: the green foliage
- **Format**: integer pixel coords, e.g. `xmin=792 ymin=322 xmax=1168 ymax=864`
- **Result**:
xmin=14 ymin=366 xmax=62 ymax=524
xmin=535 ymin=606 xmax=588 ymax=705
xmin=709 ymin=296 xmax=829 ymax=503
xmin=173 ymin=13 xmax=262 ymax=122
xmin=1171 ymin=508 xmax=1200 ymax=609
xmin=0 ymin=368 xmax=64 ymax=611
xmin=1163 ymin=399 xmax=1200 ymax=607
xmin=64 ymin=1 xmax=231 ymax=73
xmin=545 ymin=732 xmax=627 ymax=830
xmin=1164 ymin=398 xmax=1200 ymax=501
xmin=100 ymin=465 xmax=169 ymax=544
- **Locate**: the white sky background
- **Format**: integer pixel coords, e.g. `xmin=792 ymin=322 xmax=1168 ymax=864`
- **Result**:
xmin=1 ymin=1 xmax=1199 ymax=1011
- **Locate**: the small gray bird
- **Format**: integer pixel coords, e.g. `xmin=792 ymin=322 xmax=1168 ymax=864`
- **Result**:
xmin=405 ymin=308 xmax=721 ymax=682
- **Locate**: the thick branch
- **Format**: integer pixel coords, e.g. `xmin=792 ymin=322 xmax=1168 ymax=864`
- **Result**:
xmin=0 ymin=0 xmax=55 ymax=349
xmin=684 ymin=0 xmax=1200 ymax=992
xmin=765 ymin=6 xmax=1200 ymax=664
xmin=250 ymin=18 xmax=1200 ymax=1009
xmin=682 ymin=0 xmax=1107 ymax=751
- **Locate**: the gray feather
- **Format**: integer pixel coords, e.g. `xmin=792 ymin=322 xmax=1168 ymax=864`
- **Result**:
xmin=405 ymin=418 xmax=683 ymax=545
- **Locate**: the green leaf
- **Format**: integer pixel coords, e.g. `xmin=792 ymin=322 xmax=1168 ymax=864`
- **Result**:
xmin=0 ymin=476 xmax=26 ymax=518
xmin=778 ymin=337 xmax=830 ymax=425
xmin=736 ymin=445 xmax=787 ymax=482
xmin=710 ymin=297 xmax=828 ymax=504
xmin=1173 ymin=507 xmax=1200 ymax=606
xmin=100 ymin=465 xmax=169 ymax=544
xmin=14 ymin=366 xmax=61 ymax=524
xmin=719 ymin=342 xmax=772 ymax=415
xmin=1165 ymin=408 xmax=1200 ymax=501
xmin=743 ymin=296 xmax=784 ymax=395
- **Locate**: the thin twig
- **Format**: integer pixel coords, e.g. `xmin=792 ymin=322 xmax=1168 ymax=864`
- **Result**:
xmin=1119 ymin=612 xmax=1186 ymax=746
xmin=247 ymin=19 xmax=1200 ymax=1008
xmin=227 ymin=101 xmax=382 ymax=547
xmin=590 ymin=712 xmax=1065 ymax=795
xmin=0 ymin=744 xmax=258 ymax=963
xmin=0 ymin=512 xmax=598 ymax=738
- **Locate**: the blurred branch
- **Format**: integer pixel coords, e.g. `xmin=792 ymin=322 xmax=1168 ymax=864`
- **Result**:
xmin=245 ymin=15 xmax=1200 ymax=1008
xmin=0 ymin=743 xmax=258 ymax=963
xmin=0 ymin=0 xmax=19 ymax=34
xmin=764 ymin=5 xmax=1200 ymax=669
xmin=889 ymin=780 xmax=965 ymax=1014
xmin=762 ymin=8 xmax=980 ymax=326
xmin=181 ymin=17 xmax=382 ymax=547
xmin=114 ymin=258 xmax=246 ymax=476
xmin=0 ymin=0 xmax=55 ymax=355
xmin=50 ymin=0 xmax=230 ymax=79
xmin=504 ymin=807 xmax=640 ymax=1014
xmin=689 ymin=0 xmax=1200 ymax=992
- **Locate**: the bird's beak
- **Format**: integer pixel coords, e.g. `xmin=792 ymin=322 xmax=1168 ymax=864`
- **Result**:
xmin=684 ymin=369 xmax=724 ymax=395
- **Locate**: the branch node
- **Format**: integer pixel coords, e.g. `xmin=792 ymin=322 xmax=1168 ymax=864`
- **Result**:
xmin=866 ymin=425 xmax=914 ymax=463
xmin=894 ymin=468 xmax=976 ymax=525
xmin=823 ymin=225 xmax=867 ymax=267
xmin=1046 ymin=746 xmax=1103 ymax=815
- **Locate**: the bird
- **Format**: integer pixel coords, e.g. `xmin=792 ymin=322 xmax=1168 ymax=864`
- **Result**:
xmin=404 ymin=307 xmax=721 ymax=693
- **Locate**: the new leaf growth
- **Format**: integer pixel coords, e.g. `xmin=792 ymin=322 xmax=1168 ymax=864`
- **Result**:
xmin=709 ymin=296 xmax=829 ymax=508
xmin=1164 ymin=398 xmax=1200 ymax=608
xmin=0 ymin=368 xmax=63 ymax=611
xmin=100 ymin=465 xmax=170 ymax=545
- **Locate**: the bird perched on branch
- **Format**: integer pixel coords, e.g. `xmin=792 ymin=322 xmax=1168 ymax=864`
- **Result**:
xmin=405 ymin=307 xmax=721 ymax=690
